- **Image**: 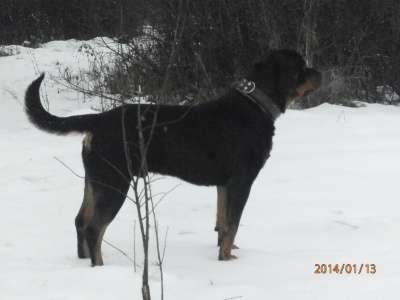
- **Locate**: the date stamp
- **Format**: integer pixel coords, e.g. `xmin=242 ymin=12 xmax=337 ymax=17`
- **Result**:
xmin=314 ymin=263 xmax=376 ymax=275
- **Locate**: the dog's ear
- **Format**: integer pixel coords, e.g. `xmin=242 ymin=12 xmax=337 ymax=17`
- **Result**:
xmin=252 ymin=60 xmax=272 ymax=74
xmin=252 ymin=49 xmax=275 ymax=71
xmin=248 ymin=51 xmax=282 ymax=104
xmin=253 ymin=61 xmax=265 ymax=72
xmin=250 ymin=51 xmax=279 ymax=81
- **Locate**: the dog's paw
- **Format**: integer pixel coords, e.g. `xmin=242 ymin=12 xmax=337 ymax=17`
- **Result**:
xmin=218 ymin=253 xmax=238 ymax=261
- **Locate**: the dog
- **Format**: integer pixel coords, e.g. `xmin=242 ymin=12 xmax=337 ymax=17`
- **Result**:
xmin=25 ymin=49 xmax=321 ymax=266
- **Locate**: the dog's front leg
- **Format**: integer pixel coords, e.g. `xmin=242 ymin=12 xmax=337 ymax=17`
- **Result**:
xmin=215 ymin=186 xmax=226 ymax=246
xmin=215 ymin=186 xmax=240 ymax=250
xmin=218 ymin=182 xmax=251 ymax=260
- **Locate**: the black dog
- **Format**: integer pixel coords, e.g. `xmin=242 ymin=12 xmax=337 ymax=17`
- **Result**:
xmin=25 ymin=49 xmax=321 ymax=266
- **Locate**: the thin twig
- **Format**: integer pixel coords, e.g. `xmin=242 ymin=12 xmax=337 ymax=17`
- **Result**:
xmin=102 ymin=239 xmax=139 ymax=268
xmin=134 ymin=220 xmax=137 ymax=273
xmin=150 ymin=181 xmax=166 ymax=300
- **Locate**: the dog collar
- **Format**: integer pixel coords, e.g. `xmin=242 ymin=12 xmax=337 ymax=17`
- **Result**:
xmin=233 ymin=78 xmax=281 ymax=121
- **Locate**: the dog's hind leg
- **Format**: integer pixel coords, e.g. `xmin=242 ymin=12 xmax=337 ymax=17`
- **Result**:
xmin=84 ymin=177 xmax=130 ymax=266
xmin=75 ymin=178 xmax=95 ymax=259
xmin=218 ymin=180 xmax=251 ymax=260
xmin=77 ymin=133 xmax=132 ymax=266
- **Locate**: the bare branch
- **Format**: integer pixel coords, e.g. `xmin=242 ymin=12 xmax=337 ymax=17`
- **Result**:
xmin=102 ymin=239 xmax=139 ymax=268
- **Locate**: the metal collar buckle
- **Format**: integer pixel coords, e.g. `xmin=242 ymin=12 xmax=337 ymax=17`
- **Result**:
xmin=238 ymin=78 xmax=256 ymax=94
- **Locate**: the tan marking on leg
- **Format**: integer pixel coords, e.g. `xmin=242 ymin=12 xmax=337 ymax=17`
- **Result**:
xmin=216 ymin=186 xmax=227 ymax=246
xmin=93 ymin=225 xmax=107 ymax=266
xmin=216 ymin=186 xmax=239 ymax=250
xmin=217 ymin=189 xmax=238 ymax=260
xmin=81 ymin=180 xmax=95 ymax=224
xmin=82 ymin=132 xmax=93 ymax=152
xmin=218 ymin=226 xmax=238 ymax=260
xmin=76 ymin=180 xmax=95 ymax=258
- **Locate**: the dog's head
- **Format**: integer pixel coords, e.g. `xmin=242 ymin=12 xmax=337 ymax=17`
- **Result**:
xmin=249 ymin=49 xmax=321 ymax=111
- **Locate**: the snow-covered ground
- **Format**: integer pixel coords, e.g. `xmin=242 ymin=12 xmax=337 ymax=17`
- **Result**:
xmin=1 ymin=40 xmax=400 ymax=300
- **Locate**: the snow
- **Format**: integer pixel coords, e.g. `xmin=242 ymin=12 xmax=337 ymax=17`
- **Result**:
xmin=1 ymin=39 xmax=400 ymax=300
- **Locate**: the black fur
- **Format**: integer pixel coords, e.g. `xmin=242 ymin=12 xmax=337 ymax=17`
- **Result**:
xmin=25 ymin=49 xmax=321 ymax=265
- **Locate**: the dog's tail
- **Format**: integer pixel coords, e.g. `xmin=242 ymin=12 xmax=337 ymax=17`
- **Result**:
xmin=25 ymin=74 xmax=98 ymax=135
